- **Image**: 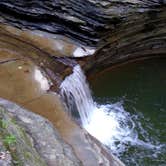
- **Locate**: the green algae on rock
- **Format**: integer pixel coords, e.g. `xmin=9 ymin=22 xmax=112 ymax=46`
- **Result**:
xmin=0 ymin=100 xmax=81 ymax=166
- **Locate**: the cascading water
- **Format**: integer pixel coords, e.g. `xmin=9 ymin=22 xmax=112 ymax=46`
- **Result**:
xmin=60 ymin=64 xmax=163 ymax=158
xmin=60 ymin=65 xmax=96 ymax=126
xmin=60 ymin=65 xmax=133 ymax=152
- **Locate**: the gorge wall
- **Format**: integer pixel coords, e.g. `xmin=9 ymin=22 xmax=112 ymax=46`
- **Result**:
xmin=0 ymin=1 xmax=166 ymax=165
xmin=1 ymin=1 xmax=166 ymax=75
xmin=0 ymin=0 xmax=165 ymax=47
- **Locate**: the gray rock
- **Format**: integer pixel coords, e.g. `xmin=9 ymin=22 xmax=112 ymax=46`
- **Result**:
xmin=0 ymin=148 xmax=12 ymax=166
xmin=0 ymin=98 xmax=81 ymax=166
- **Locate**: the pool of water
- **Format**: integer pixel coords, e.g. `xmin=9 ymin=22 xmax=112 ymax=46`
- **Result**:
xmin=90 ymin=59 xmax=166 ymax=166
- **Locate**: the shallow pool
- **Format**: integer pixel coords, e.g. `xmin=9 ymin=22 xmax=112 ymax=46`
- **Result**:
xmin=90 ymin=59 xmax=166 ymax=166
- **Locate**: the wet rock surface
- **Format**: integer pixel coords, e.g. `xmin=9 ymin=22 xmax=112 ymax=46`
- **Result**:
xmin=0 ymin=24 xmax=95 ymax=58
xmin=0 ymin=99 xmax=81 ymax=166
xmin=0 ymin=1 xmax=166 ymax=166
xmin=0 ymin=24 xmax=77 ymax=92
xmin=0 ymin=1 xmax=165 ymax=65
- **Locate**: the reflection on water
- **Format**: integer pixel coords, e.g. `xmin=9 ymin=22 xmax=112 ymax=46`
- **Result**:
xmin=90 ymin=59 xmax=166 ymax=166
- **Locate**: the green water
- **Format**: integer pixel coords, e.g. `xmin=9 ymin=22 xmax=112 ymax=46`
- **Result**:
xmin=90 ymin=59 xmax=166 ymax=166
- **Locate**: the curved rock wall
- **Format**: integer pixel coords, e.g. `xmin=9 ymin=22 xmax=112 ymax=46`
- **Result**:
xmin=0 ymin=0 xmax=165 ymax=46
xmin=0 ymin=1 xmax=166 ymax=165
xmin=82 ymin=7 xmax=166 ymax=74
xmin=1 ymin=1 xmax=165 ymax=73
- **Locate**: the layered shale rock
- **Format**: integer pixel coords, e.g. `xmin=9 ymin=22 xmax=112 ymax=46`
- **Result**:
xmin=0 ymin=1 xmax=166 ymax=166
xmin=84 ymin=7 xmax=166 ymax=74
xmin=0 ymin=1 xmax=166 ymax=73
xmin=0 ymin=0 xmax=165 ymax=46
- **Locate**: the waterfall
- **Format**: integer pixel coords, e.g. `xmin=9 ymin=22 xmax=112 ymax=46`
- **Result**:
xmin=60 ymin=65 xmax=132 ymax=147
xmin=60 ymin=65 xmax=160 ymax=156
xmin=60 ymin=65 xmax=96 ymax=126
xmin=60 ymin=64 xmax=131 ymax=147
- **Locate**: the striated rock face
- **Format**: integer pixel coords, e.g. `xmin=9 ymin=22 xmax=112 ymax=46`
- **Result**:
xmin=0 ymin=98 xmax=81 ymax=166
xmin=81 ymin=7 xmax=166 ymax=75
xmin=0 ymin=1 xmax=166 ymax=72
xmin=0 ymin=1 xmax=166 ymax=165
xmin=0 ymin=0 xmax=165 ymax=46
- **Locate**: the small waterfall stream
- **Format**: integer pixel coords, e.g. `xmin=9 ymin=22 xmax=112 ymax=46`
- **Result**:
xmin=60 ymin=65 xmax=96 ymax=126
xmin=60 ymin=65 xmax=132 ymax=151
xmin=60 ymin=64 xmax=163 ymax=158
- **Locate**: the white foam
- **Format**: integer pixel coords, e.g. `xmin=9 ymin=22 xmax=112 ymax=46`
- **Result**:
xmin=60 ymin=65 xmax=163 ymax=156
xmin=73 ymin=47 xmax=95 ymax=57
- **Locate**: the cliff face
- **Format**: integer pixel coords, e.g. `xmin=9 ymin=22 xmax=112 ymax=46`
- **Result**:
xmin=0 ymin=1 xmax=166 ymax=165
xmin=0 ymin=1 xmax=166 ymax=95
xmin=1 ymin=1 xmax=166 ymax=73
xmin=0 ymin=0 xmax=165 ymax=47
xmin=84 ymin=7 xmax=166 ymax=74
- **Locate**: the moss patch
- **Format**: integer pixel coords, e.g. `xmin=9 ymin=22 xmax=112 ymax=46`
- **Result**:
xmin=0 ymin=106 xmax=47 ymax=166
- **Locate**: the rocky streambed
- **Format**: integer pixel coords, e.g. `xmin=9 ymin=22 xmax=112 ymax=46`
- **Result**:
xmin=0 ymin=1 xmax=166 ymax=166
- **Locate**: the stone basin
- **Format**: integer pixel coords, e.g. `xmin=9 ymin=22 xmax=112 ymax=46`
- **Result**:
xmin=0 ymin=1 xmax=166 ymax=165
